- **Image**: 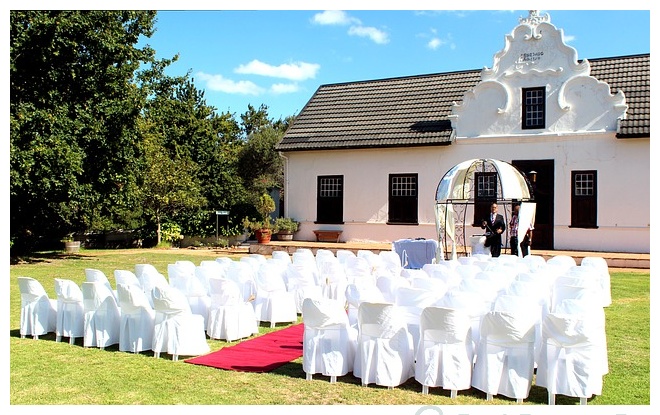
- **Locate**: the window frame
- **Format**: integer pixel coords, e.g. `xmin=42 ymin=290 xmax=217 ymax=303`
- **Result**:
xmin=315 ymin=175 xmax=344 ymax=224
xmin=522 ymin=86 xmax=546 ymax=130
xmin=473 ymin=172 xmax=498 ymax=226
xmin=387 ymin=173 xmax=419 ymax=225
xmin=570 ymin=170 xmax=598 ymax=228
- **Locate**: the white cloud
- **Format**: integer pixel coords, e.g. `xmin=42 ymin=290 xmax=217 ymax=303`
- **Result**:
xmin=270 ymin=83 xmax=300 ymax=94
xmin=427 ymin=38 xmax=445 ymax=50
xmin=564 ymin=34 xmax=576 ymax=43
xmin=234 ymin=60 xmax=320 ymax=81
xmin=348 ymin=25 xmax=389 ymax=44
xmin=312 ymin=10 xmax=359 ymax=26
xmin=195 ymin=72 xmax=263 ymax=95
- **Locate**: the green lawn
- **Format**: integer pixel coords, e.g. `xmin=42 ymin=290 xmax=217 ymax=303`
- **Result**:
xmin=9 ymin=249 xmax=650 ymax=405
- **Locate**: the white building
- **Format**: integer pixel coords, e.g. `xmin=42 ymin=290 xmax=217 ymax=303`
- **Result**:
xmin=275 ymin=11 xmax=650 ymax=254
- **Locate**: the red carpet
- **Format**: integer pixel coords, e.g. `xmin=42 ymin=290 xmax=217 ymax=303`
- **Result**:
xmin=185 ymin=324 xmax=304 ymax=372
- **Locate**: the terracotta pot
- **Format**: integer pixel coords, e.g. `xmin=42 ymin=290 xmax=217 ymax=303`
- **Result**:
xmin=255 ymin=229 xmax=272 ymax=243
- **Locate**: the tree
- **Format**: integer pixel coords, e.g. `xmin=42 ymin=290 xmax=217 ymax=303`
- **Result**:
xmin=10 ymin=11 xmax=159 ymax=251
xmin=139 ymin=123 xmax=206 ymax=245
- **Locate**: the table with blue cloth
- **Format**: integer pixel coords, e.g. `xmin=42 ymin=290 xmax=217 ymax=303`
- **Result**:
xmin=392 ymin=238 xmax=439 ymax=269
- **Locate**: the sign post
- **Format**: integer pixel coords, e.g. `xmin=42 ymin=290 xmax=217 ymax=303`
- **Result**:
xmin=215 ymin=210 xmax=230 ymax=240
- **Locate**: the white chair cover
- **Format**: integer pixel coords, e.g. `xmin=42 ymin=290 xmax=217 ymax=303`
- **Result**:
xmin=116 ymin=282 xmax=155 ymax=353
xmin=271 ymin=250 xmax=292 ymax=264
xmin=54 ymin=278 xmax=85 ymax=344
xmin=226 ymin=261 xmax=258 ymax=303
xmin=335 ymin=249 xmax=356 ymax=265
xmin=394 ymin=286 xmax=443 ymax=354
xmin=318 ymin=259 xmax=348 ymax=304
xmin=135 ymin=263 xmax=160 ymax=280
xmin=85 ymin=268 xmax=117 ymax=300
xmin=546 ymin=255 xmax=577 ymax=273
xmin=436 ymin=289 xmax=491 ymax=348
xmin=471 ymin=310 xmax=537 ymax=401
xmin=536 ymin=304 xmax=607 ymax=404
xmin=422 ymin=264 xmax=462 ymax=288
xmin=302 ymin=297 xmax=358 ymax=382
xmin=344 ymin=256 xmax=373 ymax=284
xmin=18 ymin=277 xmax=57 ymax=339
xmin=375 ymin=250 xmax=403 ymax=278
xmin=151 ymin=285 xmax=210 ymax=360
xmin=376 ymin=275 xmax=410 ymax=304
xmin=167 ymin=263 xmax=211 ymax=327
xmin=137 ymin=270 xmax=169 ymax=308
xmin=414 ymin=306 xmax=474 ymax=396
xmin=344 ymin=283 xmax=386 ymax=328
xmin=82 ymin=281 xmax=121 ymax=349
xmin=113 ymin=269 xmax=140 ymax=289
xmin=354 ymin=302 xmax=415 ymax=388
xmin=207 ymin=277 xmax=258 ymax=341
xmin=254 ymin=262 xmax=298 ymax=328
xmin=455 ymin=264 xmax=482 ymax=280
xmin=285 ymin=262 xmax=323 ymax=313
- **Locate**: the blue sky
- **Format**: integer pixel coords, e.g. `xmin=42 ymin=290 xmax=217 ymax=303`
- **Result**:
xmin=140 ymin=8 xmax=651 ymax=121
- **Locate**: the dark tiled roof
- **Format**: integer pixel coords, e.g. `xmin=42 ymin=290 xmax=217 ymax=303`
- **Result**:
xmin=276 ymin=54 xmax=649 ymax=151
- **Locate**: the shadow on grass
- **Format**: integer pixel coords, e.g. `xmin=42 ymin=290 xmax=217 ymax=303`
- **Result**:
xmin=11 ymin=251 xmax=98 ymax=265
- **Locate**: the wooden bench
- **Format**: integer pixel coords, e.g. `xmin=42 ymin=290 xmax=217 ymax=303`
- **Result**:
xmin=313 ymin=230 xmax=342 ymax=243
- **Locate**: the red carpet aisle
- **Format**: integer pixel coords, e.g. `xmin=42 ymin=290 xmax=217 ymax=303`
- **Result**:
xmin=185 ymin=324 xmax=304 ymax=372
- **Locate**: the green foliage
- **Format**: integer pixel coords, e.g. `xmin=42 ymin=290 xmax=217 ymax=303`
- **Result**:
xmin=273 ymin=217 xmax=299 ymax=233
xmin=160 ymin=221 xmax=183 ymax=244
xmin=9 ymin=10 xmax=291 ymax=254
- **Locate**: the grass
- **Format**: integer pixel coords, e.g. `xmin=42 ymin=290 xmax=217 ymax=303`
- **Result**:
xmin=9 ymin=248 xmax=650 ymax=405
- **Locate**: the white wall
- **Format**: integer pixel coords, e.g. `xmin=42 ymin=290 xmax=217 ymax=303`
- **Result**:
xmin=282 ymin=132 xmax=650 ymax=253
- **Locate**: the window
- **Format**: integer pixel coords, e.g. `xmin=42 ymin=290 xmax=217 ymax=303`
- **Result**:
xmin=316 ymin=175 xmax=343 ymax=224
xmin=388 ymin=174 xmax=418 ymax=224
xmin=473 ymin=172 xmax=498 ymax=226
xmin=571 ymin=171 xmax=597 ymax=228
xmin=522 ymin=87 xmax=545 ymax=129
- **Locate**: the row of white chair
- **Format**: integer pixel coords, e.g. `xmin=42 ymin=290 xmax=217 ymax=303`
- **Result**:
xmin=302 ymin=296 xmax=607 ymax=405
xmin=18 ymin=276 xmax=210 ymax=361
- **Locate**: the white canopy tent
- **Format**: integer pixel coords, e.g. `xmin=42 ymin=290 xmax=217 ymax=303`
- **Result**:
xmin=434 ymin=158 xmax=536 ymax=260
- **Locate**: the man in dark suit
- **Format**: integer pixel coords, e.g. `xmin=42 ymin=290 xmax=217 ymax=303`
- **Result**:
xmin=481 ymin=202 xmax=506 ymax=257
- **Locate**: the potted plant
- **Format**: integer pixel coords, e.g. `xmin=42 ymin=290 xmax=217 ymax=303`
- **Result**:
xmin=273 ymin=217 xmax=299 ymax=241
xmin=243 ymin=193 xmax=276 ymax=243
xmin=61 ymin=234 xmax=81 ymax=253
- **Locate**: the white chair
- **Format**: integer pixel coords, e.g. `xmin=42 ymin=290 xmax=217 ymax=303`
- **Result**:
xmin=54 ymin=278 xmax=85 ymax=345
xmin=285 ymin=262 xmax=323 ymax=314
xmin=116 ymin=282 xmax=155 ymax=353
xmin=315 ymin=249 xmax=336 ymax=269
xmin=207 ymin=277 xmax=259 ymax=341
xmin=151 ymin=285 xmax=210 ymax=361
xmin=354 ymin=302 xmax=415 ymax=388
xmin=138 ymin=270 xmax=169 ymax=308
xmin=536 ymin=303 xmax=607 ymax=405
xmin=135 ymin=263 xmax=160 ymax=280
xmin=113 ymin=269 xmax=141 ymax=289
xmin=81 ymin=281 xmax=121 ymax=349
xmin=455 ymin=264 xmax=482 ymax=280
xmin=435 ymin=289 xmax=491 ymax=349
xmin=271 ymin=250 xmax=292 ymax=264
xmin=546 ymin=255 xmax=577 ymax=273
xmin=394 ymin=286 xmax=442 ymax=354
xmin=17 ymin=277 xmax=57 ymax=339
xmin=254 ymin=262 xmax=298 ymax=328
xmin=415 ymin=306 xmax=474 ymax=397
xmin=318 ymin=259 xmax=348 ymax=304
xmin=422 ymin=264 xmax=461 ymax=288
xmin=344 ymin=283 xmax=386 ymax=328
xmin=344 ymin=256 xmax=374 ymax=284
xmin=167 ymin=263 xmax=211 ymax=327
xmin=376 ymin=275 xmax=409 ymax=304
xmin=225 ymin=261 xmax=258 ymax=303
xmin=573 ymin=260 xmax=612 ymax=307
xmin=335 ymin=249 xmax=356 ymax=265
xmin=376 ymin=250 xmax=403 ymax=278
xmin=471 ymin=310 xmax=538 ymax=402
xmin=302 ymin=297 xmax=357 ymax=383
xmin=85 ymin=268 xmax=117 ymax=300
